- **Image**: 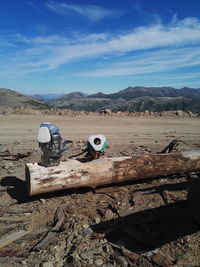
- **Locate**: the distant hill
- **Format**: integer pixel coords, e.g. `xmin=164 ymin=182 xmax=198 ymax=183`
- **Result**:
xmin=47 ymin=86 xmax=200 ymax=113
xmin=30 ymin=93 xmax=64 ymax=101
xmin=0 ymin=88 xmax=49 ymax=109
xmin=2 ymin=86 xmax=200 ymax=113
xmin=89 ymin=86 xmax=200 ymax=99
xmin=51 ymin=91 xmax=111 ymax=112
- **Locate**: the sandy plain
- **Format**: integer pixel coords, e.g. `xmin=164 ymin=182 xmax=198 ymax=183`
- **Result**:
xmin=0 ymin=114 xmax=200 ymax=151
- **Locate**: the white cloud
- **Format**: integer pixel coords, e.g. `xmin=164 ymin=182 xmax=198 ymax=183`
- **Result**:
xmin=80 ymin=47 xmax=200 ymax=77
xmin=1 ymin=17 xmax=200 ymax=79
xmin=46 ymin=2 xmax=122 ymax=21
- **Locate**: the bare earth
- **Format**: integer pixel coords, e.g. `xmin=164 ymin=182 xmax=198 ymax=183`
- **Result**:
xmin=0 ymin=114 xmax=200 ymax=266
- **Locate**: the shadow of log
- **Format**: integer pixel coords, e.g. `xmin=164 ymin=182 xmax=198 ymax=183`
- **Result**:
xmin=92 ymin=180 xmax=200 ymax=253
xmin=0 ymin=176 xmax=28 ymax=203
xmin=134 ymin=180 xmax=190 ymax=195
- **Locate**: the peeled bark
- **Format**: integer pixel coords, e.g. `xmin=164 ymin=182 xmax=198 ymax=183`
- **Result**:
xmin=26 ymin=151 xmax=200 ymax=196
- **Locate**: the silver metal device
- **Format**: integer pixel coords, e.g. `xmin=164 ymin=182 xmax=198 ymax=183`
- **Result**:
xmin=38 ymin=122 xmax=73 ymax=167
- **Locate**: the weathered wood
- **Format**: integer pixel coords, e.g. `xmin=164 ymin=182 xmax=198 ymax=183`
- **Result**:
xmin=26 ymin=151 xmax=200 ymax=196
xmin=32 ymin=207 xmax=65 ymax=250
xmin=0 ymin=217 xmax=28 ymax=223
xmin=160 ymin=139 xmax=179 ymax=153
xmin=0 ymin=230 xmax=29 ymax=249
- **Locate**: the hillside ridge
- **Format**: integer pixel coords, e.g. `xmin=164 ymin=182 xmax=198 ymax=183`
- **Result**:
xmin=1 ymin=86 xmax=200 ymax=113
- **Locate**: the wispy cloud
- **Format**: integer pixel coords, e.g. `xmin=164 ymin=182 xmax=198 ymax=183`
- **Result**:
xmin=81 ymin=47 xmax=200 ymax=77
xmin=1 ymin=17 xmax=200 ymax=80
xmin=46 ymin=2 xmax=122 ymax=21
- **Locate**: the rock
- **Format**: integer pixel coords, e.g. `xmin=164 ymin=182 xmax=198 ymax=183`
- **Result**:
xmin=137 ymin=257 xmax=153 ymax=267
xmin=82 ymin=224 xmax=89 ymax=229
xmin=188 ymin=172 xmax=199 ymax=180
xmin=175 ymin=110 xmax=184 ymax=117
xmin=80 ymin=251 xmax=93 ymax=260
xmin=83 ymin=227 xmax=93 ymax=236
xmin=122 ymin=249 xmax=140 ymax=262
xmin=3 ymin=161 xmax=14 ymax=170
xmin=88 ymin=259 xmax=94 ymax=265
xmin=103 ymin=244 xmax=110 ymax=253
xmin=95 ymin=216 xmax=101 ymax=223
xmin=104 ymin=209 xmax=114 ymax=220
xmin=161 ymin=190 xmax=178 ymax=204
xmin=187 ymin=111 xmax=196 ymax=117
xmin=114 ymin=256 xmax=128 ymax=266
xmin=100 ymin=109 xmax=112 ymax=115
xmin=151 ymin=253 xmax=174 ymax=267
xmin=41 ymin=262 xmax=54 ymax=267
xmin=0 ymin=146 xmax=9 ymax=153
xmin=67 ymin=234 xmax=74 ymax=244
xmin=95 ymin=258 xmax=104 ymax=266
xmin=21 ymin=259 xmax=27 ymax=265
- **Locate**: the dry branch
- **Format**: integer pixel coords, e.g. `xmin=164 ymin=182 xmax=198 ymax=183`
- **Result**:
xmin=0 ymin=230 xmax=29 ymax=249
xmin=1 ymin=152 xmax=31 ymax=161
xmin=160 ymin=139 xmax=179 ymax=153
xmin=0 ymin=217 xmax=28 ymax=223
xmin=26 ymin=150 xmax=200 ymax=196
xmin=32 ymin=207 xmax=65 ymax=250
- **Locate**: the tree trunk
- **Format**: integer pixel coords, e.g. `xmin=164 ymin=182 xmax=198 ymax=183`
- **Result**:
xmin=26 ymin=151 xmax=200 ymax=196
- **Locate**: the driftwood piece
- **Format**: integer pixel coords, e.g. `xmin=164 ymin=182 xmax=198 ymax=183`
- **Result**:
xmin=26 ymin=151 xmax=200 ymax=196
xmin=32 ymin=207 xmax=65 ymax=250
xmin=0 ymin=224 xmax=19 ymax=236
xmin=0 ymin=217 xmax=28 ymax=223
xmin=1 ymin=152 xmax=31 ymax=161
xmin=160 ymin=139 xmax=179 ymax=154
xmin=0 ymin=230 xmax=29 ymax=249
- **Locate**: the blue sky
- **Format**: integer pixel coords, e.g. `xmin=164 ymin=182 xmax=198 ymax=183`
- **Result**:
xmin=0 ymin=0 xmax=200 ymax=94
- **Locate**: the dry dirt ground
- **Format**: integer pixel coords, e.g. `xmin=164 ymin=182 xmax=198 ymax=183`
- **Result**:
xmin=0 ymin=114 xmax=200 ymax=267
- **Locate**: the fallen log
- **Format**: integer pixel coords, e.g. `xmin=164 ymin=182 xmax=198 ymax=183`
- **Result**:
xmin=26 ymin=151 xmax=200 ymax=196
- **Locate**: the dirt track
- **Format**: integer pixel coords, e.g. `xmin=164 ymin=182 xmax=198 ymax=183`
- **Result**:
xmin=0 ymin=114 xmax=200 ymax=266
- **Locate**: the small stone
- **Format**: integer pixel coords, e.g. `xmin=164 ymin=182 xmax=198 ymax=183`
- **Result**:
xmin=41 ymin=262 xmax=54 ymax=267
xmin=83 ymin=227 xmax=93 ymax=236
xmin=114 ymin=256 xmax=128 ymax=266
xmin=67 ymin=234 xmax=74 ymax=244
xmin=3 ymin=161 xmax=14 ymax=170
xmin=188 ymin=172 xmax=199 ymax=179
xmin=88 ymin=259 xmax=94 ymax=265
xmin=21 ymin=259 xmax=27 ymax=265
xmin=40 ymin=198 xmax=45 ymax=204
xmin=83 ymin=224 xmax=89 ymax=229
xmin=95 ymin=258 xmax=103 ymax=266
xmin=0 ymin=147 xmax=9 ymax=153
xmin=151 ymin=253 xmax=174 ymax=267
xmin=103 ymin=244 xmax=110 ymax=253
xmin=105 ymin=209 xmax=114 ymax=220
xmin=80 ymin=251 xmax=93 ymax=260
xmin=95 ymin=217 xmax=101 ymax=223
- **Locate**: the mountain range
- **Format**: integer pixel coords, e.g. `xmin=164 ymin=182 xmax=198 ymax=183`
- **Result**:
xmin=1 ymin=86 xmax=200 ymax=113
xmin=44 ymin=86 xmax=200 ymax=113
